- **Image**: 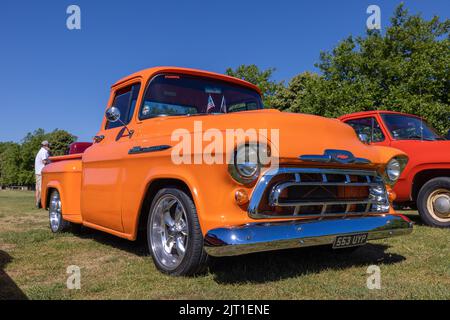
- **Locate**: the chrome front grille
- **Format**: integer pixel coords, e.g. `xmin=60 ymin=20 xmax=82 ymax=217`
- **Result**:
xmin=248 ymin=168 xmax=390 ymax=219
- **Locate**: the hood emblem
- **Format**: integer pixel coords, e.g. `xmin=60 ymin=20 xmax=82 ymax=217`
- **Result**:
xmin=299 ymin=149 xmax=371 ymax=165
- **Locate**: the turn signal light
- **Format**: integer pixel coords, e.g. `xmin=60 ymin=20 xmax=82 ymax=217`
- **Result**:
xmin=386 ymin=185 xmax=397 ymax=202
xmin=235 ymin=189 xmax=249 ymax=206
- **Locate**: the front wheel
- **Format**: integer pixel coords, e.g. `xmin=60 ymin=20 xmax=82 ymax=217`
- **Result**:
xmin=147 ymin=188 xmax=208 ymax=276
xmin=417 ymin=177 xmax=450 ymax=228
xmin=48 ymin=190 xmax=70 ymax=233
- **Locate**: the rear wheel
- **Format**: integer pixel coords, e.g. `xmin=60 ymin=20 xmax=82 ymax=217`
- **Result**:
xmin=147 ymin=188 xmax=208 ymax=276
xmin=417 ymin=177 xmax=450 ymax=228
xmin=48 ymin=190 xmax=70 ymax=233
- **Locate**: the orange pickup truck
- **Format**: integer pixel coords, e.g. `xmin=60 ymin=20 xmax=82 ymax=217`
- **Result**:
xmin=42 ymin=67 xmax=413 ymax=276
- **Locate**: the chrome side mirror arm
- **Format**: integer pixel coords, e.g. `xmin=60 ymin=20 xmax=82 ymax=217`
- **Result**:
xmin=105 ymin=106 xmax=134 ymax=138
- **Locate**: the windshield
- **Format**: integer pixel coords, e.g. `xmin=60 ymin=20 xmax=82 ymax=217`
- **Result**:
xmin=381 ymin=114 xmax=442 ymax=141
xmin=139 ymin=74 xmax=263 ymax=119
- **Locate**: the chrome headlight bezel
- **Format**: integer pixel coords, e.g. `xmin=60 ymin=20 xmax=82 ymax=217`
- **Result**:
xmin=383 ymin=156 xmax=408 ymax=185
xmin=228 ymin=144 xmax=261 ymax=185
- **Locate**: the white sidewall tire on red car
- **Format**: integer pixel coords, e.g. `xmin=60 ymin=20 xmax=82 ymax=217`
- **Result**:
xmin=417 ymin=177 xmax=450 ymax=228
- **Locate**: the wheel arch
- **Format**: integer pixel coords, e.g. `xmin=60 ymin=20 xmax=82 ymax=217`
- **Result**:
xmin=134 ymin=178 xmax=196 ymax=240
xmin=44 ymin=181 xmax=63 ymax=210
xmin=412 ymin=169 xmax=450 ymax=201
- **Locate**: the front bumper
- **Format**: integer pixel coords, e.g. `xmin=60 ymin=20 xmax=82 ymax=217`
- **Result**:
xmin=204 ymin=215 xmax=413 ymax=257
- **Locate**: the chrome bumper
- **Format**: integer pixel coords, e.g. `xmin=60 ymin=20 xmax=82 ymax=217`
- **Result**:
xmin=204 ymin=215 xmax=413 ymax=257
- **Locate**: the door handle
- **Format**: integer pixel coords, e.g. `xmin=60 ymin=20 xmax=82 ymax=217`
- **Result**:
xmin=93 ymin=135 xmax=105 ymax=143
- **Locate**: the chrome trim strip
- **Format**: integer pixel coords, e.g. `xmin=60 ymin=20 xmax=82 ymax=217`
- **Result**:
xmin=248 ymin=167 xmax=388 ymax=219
xmin=299 ymin=155 xmax=332 ymax=163
xmin=128 ymin=145 xmax=172 ymax=155
xmin=204 ymin=215 xmax=413 ymax=257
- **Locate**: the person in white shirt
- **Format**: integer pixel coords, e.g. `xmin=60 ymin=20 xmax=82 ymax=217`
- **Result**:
xmin=35 ymin=141 xmax=51 ymax=208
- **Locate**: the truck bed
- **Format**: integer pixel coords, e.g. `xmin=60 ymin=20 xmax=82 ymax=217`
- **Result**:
xmin=41 ymin=154 xmax=83 ymax=223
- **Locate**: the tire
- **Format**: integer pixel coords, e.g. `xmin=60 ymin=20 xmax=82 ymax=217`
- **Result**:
xmin=147 ymin=188 xmax=208 ymax=276
xmin=48 ymin=190 xmax=70 ymax=233
xmin=417 ymin=177 xmax=450 ymax=228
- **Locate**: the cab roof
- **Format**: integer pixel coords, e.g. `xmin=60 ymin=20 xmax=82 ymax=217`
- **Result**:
xmin=338 ymin=110 xmax=422 ymax=120
xmin=111 ymin=66 xmax=262 ymax=95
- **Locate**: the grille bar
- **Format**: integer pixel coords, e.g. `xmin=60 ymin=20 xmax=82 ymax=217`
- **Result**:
xmin=273 ymin=199 xmax=376 ymax=207
xmin=272 ymin=181 xmax=380 ymax=187
xmin=248 ymin=167 xmax=390 ymax=219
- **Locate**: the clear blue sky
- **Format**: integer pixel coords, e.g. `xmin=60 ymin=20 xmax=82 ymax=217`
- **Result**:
xmin=1 ymin=0 xmax=448 ymax=142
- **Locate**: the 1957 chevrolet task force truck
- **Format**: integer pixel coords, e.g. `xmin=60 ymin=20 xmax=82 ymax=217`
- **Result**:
xmin=41 ymin=67 xmax=413 ymax=276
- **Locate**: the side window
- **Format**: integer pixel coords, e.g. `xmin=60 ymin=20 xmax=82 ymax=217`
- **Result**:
xmin=105 ymin=83 xmax=141 ymax=129
xmin=346 ymin=117 xmax=385 ymax=143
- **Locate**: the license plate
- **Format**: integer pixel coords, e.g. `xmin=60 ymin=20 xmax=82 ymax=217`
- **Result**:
xmin=333 ymin=233 xmax=368 ymax=249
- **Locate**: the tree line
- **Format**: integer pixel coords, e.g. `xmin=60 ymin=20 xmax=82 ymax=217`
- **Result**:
xmin=226 ymin=4 xmax=449 ymax=134
xmin=0 ymin=5 xmax=448 ymax=187
xmin=0 ymin=129 xmax=76 ymax=187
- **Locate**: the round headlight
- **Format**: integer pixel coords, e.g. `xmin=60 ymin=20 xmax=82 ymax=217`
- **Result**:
xmin=235 ymin=145 xmax=259 ymax=178
xmin=386 ymin=158 xmax=401 ymax=182
xmin=229 ymin=145 xmax=261 ymax=184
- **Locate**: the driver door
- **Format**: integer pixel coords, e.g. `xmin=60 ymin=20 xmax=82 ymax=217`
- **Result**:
xmin=80 ymin=83 xmax=141 ymax=232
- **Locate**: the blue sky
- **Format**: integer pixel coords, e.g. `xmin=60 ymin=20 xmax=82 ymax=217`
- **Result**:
xmin=1 ymin=0 xmax=448 ymax=142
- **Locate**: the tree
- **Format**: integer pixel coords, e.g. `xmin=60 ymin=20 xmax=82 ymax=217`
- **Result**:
xmin=47 ymin=129 xmax=78 ymax=156
xmin=0 ymin=143 xmax=22 ymax=186
xmin=0 ymin=142 xmax=18 ymax=186
xmin=271 ymin=72 xmax=327 ymax=114
xmin=277 ymin=4 xmax=449 ymax=134
xmin=225 ymin=64 xmax=283 ymax=107
xmin=0 ymin=129 xmax=77 ymax=186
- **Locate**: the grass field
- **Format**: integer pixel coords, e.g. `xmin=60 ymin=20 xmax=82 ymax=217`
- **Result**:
xmin=0 ymin=190 xmax=449 ymax=300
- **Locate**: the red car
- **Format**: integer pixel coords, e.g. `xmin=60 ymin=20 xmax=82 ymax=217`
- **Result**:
xmin=339 ymin=111 xmax=450 ymax=228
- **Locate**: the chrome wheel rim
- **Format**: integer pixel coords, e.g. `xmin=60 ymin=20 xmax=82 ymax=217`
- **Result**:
xmin=150 ymin=194 xmax=188 ymax=270
xmin=49 ymin=192 xmax=62 ymax=232
xmin=427 ymin=188 xmax=450 ymax=222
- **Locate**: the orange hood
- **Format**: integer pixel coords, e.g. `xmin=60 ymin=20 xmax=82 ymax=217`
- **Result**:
xmin=135 ymin=109 xmax=406 ymax=168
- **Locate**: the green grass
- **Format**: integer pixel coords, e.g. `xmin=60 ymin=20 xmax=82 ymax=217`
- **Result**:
xmin=0 ymin=190 xmax=449 ymax=300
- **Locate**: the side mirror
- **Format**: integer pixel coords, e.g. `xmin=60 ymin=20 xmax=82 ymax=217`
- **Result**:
xmin=104 ymin=106 xmax=134 ymax=138
xmin=105 ymin=106 xmax=121 ymax=123
xmin=358 ymin=133 xmax=370 ymax=144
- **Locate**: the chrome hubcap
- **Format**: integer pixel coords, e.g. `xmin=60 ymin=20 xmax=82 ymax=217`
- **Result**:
xmin=427 ymin=189 xmax=450 ymax=221
xmin=434 ymin=195 xmax=450 ymax=215
xmin=49 ymin=192 xmax=62 ymax=232
xmin=150 ymin=195 xmax=188 ymax=270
